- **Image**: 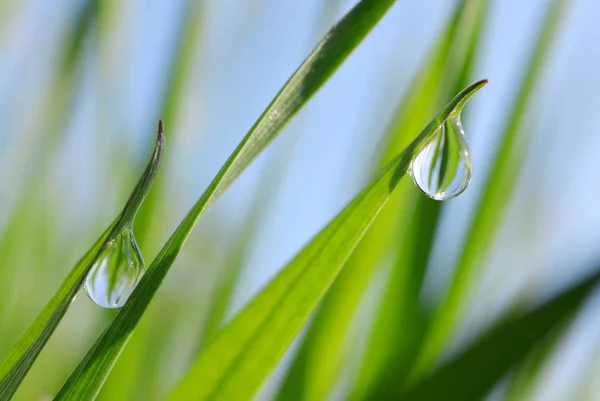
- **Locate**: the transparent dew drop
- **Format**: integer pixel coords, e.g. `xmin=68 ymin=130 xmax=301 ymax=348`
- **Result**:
xmin=409 ymin=114 xmax=473 ymax=200
xmin=84 ymin=229 xmax=146 ymax=308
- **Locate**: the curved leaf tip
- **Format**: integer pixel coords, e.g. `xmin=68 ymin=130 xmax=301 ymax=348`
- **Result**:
xmin=388 ymin=78 xmax=487 ymax=192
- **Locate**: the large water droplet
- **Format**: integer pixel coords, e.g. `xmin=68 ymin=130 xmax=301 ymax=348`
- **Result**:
xmin=409 ymin=115 xmax=473 ymax=200
xmin=84 ymin=229 xmax=145 ymax=308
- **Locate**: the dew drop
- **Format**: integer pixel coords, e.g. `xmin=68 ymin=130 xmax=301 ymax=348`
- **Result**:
xmin=84 ymin=229 xmax=145 ymax=308
xmin=409 ymin=114 xmax=473 ymax=200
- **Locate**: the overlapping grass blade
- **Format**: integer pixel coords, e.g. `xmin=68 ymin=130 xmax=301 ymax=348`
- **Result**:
xmin=277 ymin=1 xmax=487 ymax=399
xmin=500 ymin=333 xmax=561 ymax=401
xmin=398 ymin=270 xmax=600 ymax=401
xmin=410 ymin=0 xmax=569 ymax=379
xmin=166 ymin=80 xmax=487 ymax=401
xmin=53 ymin=1 xmax=400 ymax=398
xmin=0 ymin=124 xmax=165 ymax=401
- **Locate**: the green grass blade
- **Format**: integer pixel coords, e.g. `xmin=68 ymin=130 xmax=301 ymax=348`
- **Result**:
xmin=398 ymin=271 xmax=600 ymax=401
xmin=52 ymin=1 xmax=400 ymax=398
xmin=0 ymin=124 xmax=165 ymax=401
xmin=500 ymin=331 xmax=561 ymax=401
xmin=410 ymin=0 xmax=569 ymax=379
xmin=195 ymin=203 xmax=260 ymax=354
xmin=353 ymin=1 xmax=488 ymax=397
xmin=165 ymin=81 xmax=486 ymax=401
xmin=276 ymin=2 xmax=487 ymax=399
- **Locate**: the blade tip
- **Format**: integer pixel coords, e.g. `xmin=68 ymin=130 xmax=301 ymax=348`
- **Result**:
xmin=157 ymin=120 xmax=165 ymax=142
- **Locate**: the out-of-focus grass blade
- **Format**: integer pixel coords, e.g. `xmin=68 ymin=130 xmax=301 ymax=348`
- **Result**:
xmin=98 ymin=300 xmax=184 ymax=401
xmin=573 ymin=338 xmax=600 ymax=401
xmin=194 ymin=118 xmax=298 ymax=360
xmin=277 ymin=1 xmax=487 ymax=399
xmin=195 ymin=198 xmax=261 ymax=354
xmin=53 ymin=1 xmax=400 ymax=398
xmin=135 ymin=0 xmax=205 ymax=256
xmin=0 ymin=0 xmax=98 ymax=318
xmin=500 ymin=332 xmax=561 ymax=401
xmin=194 ymin=136 xmax=299 ymax=355
xmin=410 ymin=0 xmax=569 ymax=379
xmin=398 ymin=271 xmax=600 ymax=401
xmin=0 ymin=124 xmax=165 ymax=401
xmin=166 ymin=81 xmax=487 ymax=401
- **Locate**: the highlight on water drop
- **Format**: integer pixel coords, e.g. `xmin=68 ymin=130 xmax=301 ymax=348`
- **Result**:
xmin=84 ymin=228 xmax=146 ymax=308
xmin=409 ymin=114 xmax=473 ymax=201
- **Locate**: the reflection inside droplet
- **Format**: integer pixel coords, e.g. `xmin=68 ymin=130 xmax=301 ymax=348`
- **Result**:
xmin=409 ymin=114 xmax=473 ymax=200
xmin=84 ymin=229 xmax=146 ymax=308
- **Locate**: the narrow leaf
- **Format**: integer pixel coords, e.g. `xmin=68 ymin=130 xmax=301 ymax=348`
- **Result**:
xmin=398 ymin=270 xmax=600 ymax=401
xmin=0 ymin=123 xmax=165 ymax=401
xmin=135 ymin=0 xmax=205 ymax=254
xmin=500 ymin=331 xmax=562 ymax=401
xmin=53 ymin=1 xmax=401 ymax=398
xmin=167 ymin=80 xmax=487 ymax=401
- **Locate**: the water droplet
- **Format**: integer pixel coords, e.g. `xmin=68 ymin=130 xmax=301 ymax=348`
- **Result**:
xmin=84 ymin=229 xmax=145 ymax=308
xmin=409 ymin=115 xmax=473 ymax=200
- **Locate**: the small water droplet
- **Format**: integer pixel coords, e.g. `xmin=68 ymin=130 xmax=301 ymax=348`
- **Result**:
xmin=84 ymin=229 xmax=145 ymax=308
xmin=409 ymin=114 xmax=473 ymax=200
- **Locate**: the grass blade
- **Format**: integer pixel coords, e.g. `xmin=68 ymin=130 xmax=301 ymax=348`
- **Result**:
xmin=410 ymin=0 xmax=569 ymax=379
xmin=0 ymin=123 xmax=165 ymax=401
xmin=195 ymin=200 xmax=261 ymax=354
xmin=166 ymin=81 xmax=487 ymax=401
xmin=354 ymin=0 xmax=488 ymax=397
xmin=52 ymin=1 xmax=400 ymax=398
xmin=500 ymin=332 xmax=561 ymax=401
xmin=398 ymin=270 xmax=600 ymax=401
xmin=277 ymin=1 xmax=488 ymax=399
